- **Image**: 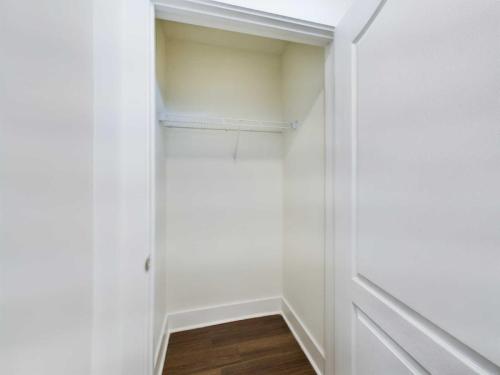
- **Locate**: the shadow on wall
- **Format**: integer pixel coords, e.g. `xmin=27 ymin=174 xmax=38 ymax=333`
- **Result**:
xmin=284 ymin=91 xmax=325 ymax=155
xmin=281 ymin=42 xmax=325 ymax=157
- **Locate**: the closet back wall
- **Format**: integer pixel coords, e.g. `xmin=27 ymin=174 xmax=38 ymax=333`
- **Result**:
xmin=157 ymin=22 xmax=284 ymax=313
xmin=158 ymin=21 xmax=284 ymax=119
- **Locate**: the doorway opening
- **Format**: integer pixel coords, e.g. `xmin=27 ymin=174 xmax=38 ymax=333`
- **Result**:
xmin=151 ymin=11 xmax=334 ymax=375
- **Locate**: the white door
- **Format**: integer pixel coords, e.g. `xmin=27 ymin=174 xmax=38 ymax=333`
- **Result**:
xmin=333 ymin=0 xmax=500 ymax=374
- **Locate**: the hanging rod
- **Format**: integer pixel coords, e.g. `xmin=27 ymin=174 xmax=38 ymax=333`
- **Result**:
xmin=159 ymin=113 xmax=297 ymax=133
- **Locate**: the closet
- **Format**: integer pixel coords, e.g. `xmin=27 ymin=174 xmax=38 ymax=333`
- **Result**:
xmin=154 ymin=19 xmax=327 ymax=373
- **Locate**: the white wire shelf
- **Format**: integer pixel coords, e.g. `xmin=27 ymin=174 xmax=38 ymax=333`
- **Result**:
xmin=159 ymin=113 xmax=297 ymax=133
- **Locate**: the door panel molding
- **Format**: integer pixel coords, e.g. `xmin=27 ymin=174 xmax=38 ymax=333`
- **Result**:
xmin=354 ymin=276 xmax=500 ymax=374
xmin=355 ymin=306 xmax=430 ymax=374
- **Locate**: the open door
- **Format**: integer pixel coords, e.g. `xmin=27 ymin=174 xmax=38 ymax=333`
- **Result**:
xmin=333 ymin=0 xmax=500 ymax=373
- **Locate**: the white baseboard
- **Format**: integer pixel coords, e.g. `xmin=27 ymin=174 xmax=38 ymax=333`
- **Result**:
xmin=281 ymin=298 xmax=325 ymax=375
xmin=167 ymin=297 xmax=282 ymax=333
xmin=154 ymin=314 xmax=169 ymax=375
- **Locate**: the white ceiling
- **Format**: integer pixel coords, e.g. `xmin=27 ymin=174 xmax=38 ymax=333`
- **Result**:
xmin=159 ymin=20 xmax=289 ymax=55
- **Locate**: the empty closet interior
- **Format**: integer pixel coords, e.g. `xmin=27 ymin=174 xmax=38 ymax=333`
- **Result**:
xmin=154 ymin=18 xmax=326 ymax=369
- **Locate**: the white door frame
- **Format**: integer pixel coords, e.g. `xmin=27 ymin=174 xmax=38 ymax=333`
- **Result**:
xmin=93 ymin=1 xmax=336 ymax=374
xmin=151 ymin=2 xmax=337 ymax=374
xmin=93 ymin=1 xmax=157 ymax=374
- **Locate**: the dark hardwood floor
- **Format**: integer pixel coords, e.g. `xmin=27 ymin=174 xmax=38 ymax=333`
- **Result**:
xmin=163 ymin=315 xmax=316 ymax=375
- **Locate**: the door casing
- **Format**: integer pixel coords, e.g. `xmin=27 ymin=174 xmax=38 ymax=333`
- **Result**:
xmin=93 ymin=1 xmax=337 ymax=374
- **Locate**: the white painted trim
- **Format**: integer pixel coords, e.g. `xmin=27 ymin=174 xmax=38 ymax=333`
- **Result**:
xmin=167 ymin=297 xmax=282 ymax=332
xmin=92 ymin=1 xmax=157 ymax=375
xmin=323 ymin=41 xmax=335 ymax=375
xmin=281 ymin=298 xmax=325 ymax=375
xmin=154 ymin=317 xmax=170 ymax=375
xmin=148 ymin=4 xmax=158 ymax=375
xmin=154 ymin=314 xmax=169 ymax=367
xmin=153 ymin=0 xmax=334 ymax=46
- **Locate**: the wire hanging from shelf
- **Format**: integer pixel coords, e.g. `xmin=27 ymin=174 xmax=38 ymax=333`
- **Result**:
xmin=159 ymin=113 xmax=298 ymax=133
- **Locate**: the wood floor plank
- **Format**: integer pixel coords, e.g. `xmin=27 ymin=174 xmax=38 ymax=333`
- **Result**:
xmin=220 ymin=351 xmax=315 ymax=375
xmin=163 ymin=315 xmax=315 ymax=375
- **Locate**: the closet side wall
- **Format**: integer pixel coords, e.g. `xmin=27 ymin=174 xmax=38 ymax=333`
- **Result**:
xmin=159 ymin=35 xmax=284 ymax=314
xmin=282 ymin=43 xmax=326 ymax=350
xmin=153 ymin=22 xmax=168 ymax=359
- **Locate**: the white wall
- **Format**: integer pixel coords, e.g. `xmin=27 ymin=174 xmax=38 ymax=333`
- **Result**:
xmin=216 ymin=0 xmax=352 ymax=26
xmin=91 ymin=1 xmax=124 ymax=373
xmin=164 ymin=130 xmax=283 ymax=312
xmin=157 ymin=24 xmax=284 ymax=313
xmin=282 ymin=43 xmax=326 ymax=350
xmin=159 ymin=24 xmax=283 ymax=121
xmin=153 ymin=21 xmax=169 ymax=363
xmin=0 ymin=1 xmax=93 ymax=374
